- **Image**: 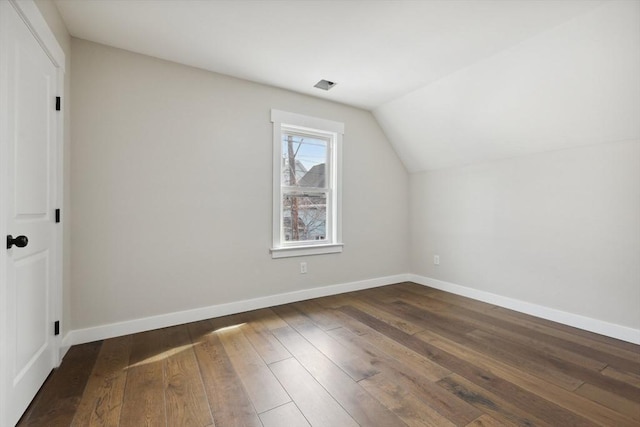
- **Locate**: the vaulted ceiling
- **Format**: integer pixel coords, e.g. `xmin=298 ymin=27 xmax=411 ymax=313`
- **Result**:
xmin=55 ymin=0 xmax=640 ymax=172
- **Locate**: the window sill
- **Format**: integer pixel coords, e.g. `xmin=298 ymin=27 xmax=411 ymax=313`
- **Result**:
xmin=270 ymin=243 xmax=343 ymax=259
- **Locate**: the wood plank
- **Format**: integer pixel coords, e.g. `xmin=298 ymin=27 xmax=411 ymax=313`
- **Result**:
xmin=163 ymin=325 xmax=213 ymax=426
xmin=367 ymin=286 xmax=441 ymax=309
xmin=119 ymin=329 xmax=167 ymax=427
xmin=485 ymin=307 xmax=640 ymax=368
xmin=601 ymin=366 xmax=640 ymax=388
xmin=313 ymin=293 xmax=354 ymax=309
xmin=403 ymin=283 xmax=637 ymax=362
xmin=386 ymin=288 xmax=485 ymax=318
xmin=23 ymin=397 xmax=83 ymax=427
xmin=465 ymin=329 xmax=585 ymax=391
xmin=474 ymin=322 xmax=607 ymax=372
xmin=393 ymin=292 xmax=608 ymax=372
xmin=398 ymin=293 xmax=640 ymax=374
xmin=348 ymin=296 xmax=425 ymax=335
xmin=339 ymin=305 xmax=598 ymax=426
xmin=465 ymin=414 xmax=512 ymax=427
xmin=22 ymin=341 xmax=103 ymax=427
xmin=71 ymin=336 xmax=132 ymax=426
xmin=418 ymin=328 xmax=639 ymax=427
xmin=309 ymin=304 xmax=373 ymax=336
xmin=575 ymin=383 xmax=640 ymax=421
xmin=250 ymin=307 xmax=289 ymax=330
xmin=328 ymin=325 xmax=451 ymax=383
xmin=272 ymin=304 xmax=379 ymax=381
xmin=291 ymin=299 xmax=344 ymax=331
xmin=370 ymin=298 xmax=478 ymax=338
xmin=422 ymin=286 xmax=640 ymax=361
xmin=188 ymin=320 xmax=262 ymax=427
xmin=395 ymin=282 xmax=442 ymax=295
xmin=259 ymin=402 xmax=310 ymax=427
xmin=378 ymin=301 xmax=587 ymax=391
xmin=490 ymin=304 xmax=640 ymax=354
xmin=359 ymin=373 xmax=456 ymax=427
xmin=468 ymin=329 xmax=640 ymax=400
xmin=271 ymin=325 xmax=406 ymax=427
xmin=401 ymin=297 xmax=606 ymax=374
xmin=318 ymin=302 xmax=451 ymax=382
xmin=217 ymin=324 xmax=290 ymax=413
xmin=269 ymin=357 xmax=359 ymax=427
xmin=436 ymin=373 xmax=549 ymax=427
xmin=241 ymin=310 xmax=292 ymax=364
xmin=327 ymin=327 xmax=480 ymax=425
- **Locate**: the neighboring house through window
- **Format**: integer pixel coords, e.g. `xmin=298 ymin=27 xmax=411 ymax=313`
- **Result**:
xmin=270 ymin=109 xmax=344 ymax=258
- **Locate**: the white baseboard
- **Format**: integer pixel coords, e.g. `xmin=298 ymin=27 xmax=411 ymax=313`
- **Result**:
xmin=61 ymin=272 xmax=639 ymax=348
xmin=59 ymin=335 xmax=72 ymax=363
xmin=64 ymin=274 xmax=410 ymax=346
xmin=409 ymin=274 xmax=640 ymax=345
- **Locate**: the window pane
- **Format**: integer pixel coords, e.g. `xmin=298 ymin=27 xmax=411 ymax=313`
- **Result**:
xmin=281 ymin=133 xmax=327 ymax=188
xmin=282 ymin=194 xmax=327 ymax=242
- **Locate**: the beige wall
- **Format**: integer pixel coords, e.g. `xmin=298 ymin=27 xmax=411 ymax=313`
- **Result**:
xmin=70 ymin=39 xmax=409 ymax=330
xmin=410 ymin=140 xmax=640 ymax=330
xmin=34 ymin=0 xmax=72 ymax=335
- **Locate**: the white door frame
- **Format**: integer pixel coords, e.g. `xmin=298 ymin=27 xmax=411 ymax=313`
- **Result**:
xmin=0 ymin=1 xmax=65 ymax=425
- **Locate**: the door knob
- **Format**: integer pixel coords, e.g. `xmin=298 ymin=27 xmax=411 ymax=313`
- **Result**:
xmin=7 ymin=235 xmax=28 ymax=249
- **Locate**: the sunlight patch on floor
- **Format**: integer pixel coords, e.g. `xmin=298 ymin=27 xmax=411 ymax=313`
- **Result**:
xmin=213 ymin=323 xmax=246 ymax=333
xmin=125 ymin=342 xmax=199 ymax=369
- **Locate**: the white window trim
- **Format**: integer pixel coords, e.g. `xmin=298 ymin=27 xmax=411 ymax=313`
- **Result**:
xmin=270 ymin=109 xmax=344 ymax=258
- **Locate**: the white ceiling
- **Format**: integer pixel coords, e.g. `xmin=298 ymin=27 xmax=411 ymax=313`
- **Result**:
xmin=54 ymin=0 xmax=639 ymax=172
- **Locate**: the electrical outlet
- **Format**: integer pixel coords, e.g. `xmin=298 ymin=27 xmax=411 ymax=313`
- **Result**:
xmin=433 ymin=255 xmax=440 ymax=265
xmin=300 ymin=262 xmax=307 ymax=274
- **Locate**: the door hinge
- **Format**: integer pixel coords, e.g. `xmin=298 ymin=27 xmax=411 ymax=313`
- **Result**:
xmin=55 ymin=96 xmax=61 ymax=111
xmin=54 ymin=321 xmax=60 ymax=336
xmin=55 ymin=208 xmax=61 ymax=223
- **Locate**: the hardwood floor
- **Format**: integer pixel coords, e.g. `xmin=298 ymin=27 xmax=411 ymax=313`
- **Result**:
xmin=17 ymin=283 xmax=640 ymax=426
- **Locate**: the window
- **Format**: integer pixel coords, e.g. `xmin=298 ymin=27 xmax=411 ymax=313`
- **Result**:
xmin=271 ymin=110 xmax=343 ymax=258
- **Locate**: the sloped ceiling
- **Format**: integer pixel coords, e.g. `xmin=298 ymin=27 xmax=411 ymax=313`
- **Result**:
xmin=54 ymin=0 xmax=639 ymax=172
xmin=374 ymin=0 xmax=640 ymax=171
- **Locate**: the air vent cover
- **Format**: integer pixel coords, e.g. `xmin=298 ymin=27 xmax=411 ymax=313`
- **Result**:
xmin=314 ymin=80 xmax=336 ymax=91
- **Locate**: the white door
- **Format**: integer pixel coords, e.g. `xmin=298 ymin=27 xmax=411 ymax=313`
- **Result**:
xmin=0 ymin=1 xmax=62 ymax=426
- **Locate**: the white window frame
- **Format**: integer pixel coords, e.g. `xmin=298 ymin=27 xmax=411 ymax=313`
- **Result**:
xmin=270 ymin=109 xmax=343 ymax=258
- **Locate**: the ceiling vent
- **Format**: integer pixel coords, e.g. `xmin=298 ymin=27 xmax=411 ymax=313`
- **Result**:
xmin=314 ymin=79 xmax=336 ymax=91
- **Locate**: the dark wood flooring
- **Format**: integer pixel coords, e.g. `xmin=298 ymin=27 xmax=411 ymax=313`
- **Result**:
xmin=17 ymin=282 xmax=640 ymax=426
